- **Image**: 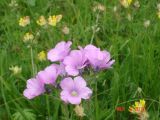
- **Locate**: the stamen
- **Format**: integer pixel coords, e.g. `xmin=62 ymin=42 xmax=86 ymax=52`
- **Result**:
xmin=71 ymin=91 xmax=78 ymax=96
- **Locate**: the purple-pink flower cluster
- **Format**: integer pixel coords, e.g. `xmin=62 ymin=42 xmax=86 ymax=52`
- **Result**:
xmin=23 ymin=41 xmax=115 ymax=105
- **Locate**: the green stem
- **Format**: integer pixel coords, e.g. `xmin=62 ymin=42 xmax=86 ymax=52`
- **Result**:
xmin=95 ymin=76 xmax=99 ymax=120
xmin=62 ymin=103 xmax=70 ymax=119
xmin=30 ymin=46 xmax=35 ymax=76
xmin=46 ymin=95 xmax=50 ymax=118
xmin=90 ymin=12 xmax=100 ymax=44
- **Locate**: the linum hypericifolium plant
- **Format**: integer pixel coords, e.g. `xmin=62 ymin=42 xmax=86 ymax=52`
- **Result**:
xmin=23 ymin=41 xmax=115 ymax=116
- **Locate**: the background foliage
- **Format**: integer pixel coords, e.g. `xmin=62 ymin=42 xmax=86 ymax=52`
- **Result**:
xmin=0 ymin=0 xmax=160 ymax=119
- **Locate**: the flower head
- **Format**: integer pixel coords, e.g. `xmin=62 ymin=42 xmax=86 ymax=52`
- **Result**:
xmin=9 ymin=0 xmax=18 ymax=7
xmin=127 ymin=13 xmax=133 ymax=21
xmin=120 ymin=0 xmax=132 ymax=8
xmin=129 ymin=99 xmax=149 ymax=120
xmin=93 ymin=3 xmax=106 ymax=12
xmin=9 ymin=65 xmax=22 ymax=75
xmin=157 ymin=3 xmax=160 ymax=11
xmin=36 ymin=16 xmax=47 ymax=26
xmin=129 ymin=99 xmax=146 ymax=114
xmin=37 ymin=51 xmax=46 ymax=61
xmin=23 ymin=32 xmax=34 ymax=43
xmin=37 ymin=64 xmax=59 ymax=85
xmin=19 ymin=16 xmax=30 ymax=27
xmin=84 ymin=45 xmax=115 ymax=70
xmin=133 ymin=1 xmax=140 ymax=8
xmin=144 ymin=20 xmax=150 ymax=28
xmin=157 ymin=11 xmax=160 ymax=19
xmin=63 ymin=50 xmax=87 ymax=76
xmin=74 ymin=105 xmax=86 ymax=117
xmin=23 ymin=78 xmax=45 ymax=99
xmin=60 ymin=76 xmax=92 ymax=105
xmin=48 ymin=14 xmax=62 ymax=26
xmin=47 ymin=41 xmax=72 ymax=62
xmin=62 ymin=26 xmax=70 ymax=35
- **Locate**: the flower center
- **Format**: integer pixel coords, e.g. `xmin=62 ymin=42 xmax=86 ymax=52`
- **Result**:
xmin=71 ymin=91 xmax=78 ymax=96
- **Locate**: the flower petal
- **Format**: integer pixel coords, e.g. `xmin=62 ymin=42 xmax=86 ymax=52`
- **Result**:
xmin=23 ymin=78 xmax=45 ymax=99
xmin=60 ymin=90 xmax=70 ymax=103
xmin=37 ymin=64 xmax=58 ymax=84
xmin=79 ymin=87 xmax=92 ymax=99
xmin=47 ymin=41 xmax=72 ymax=62
xmin=74 ymin=76 xmax=86 ymax=88
xmin=60 ymin=77 xmax=74 ymax=90
xmin=68 ymin=96 xmax=81 ymax=105
xmin=23 ymin=89 xmax=34 ymax=99
xmin=65 ymin=66 xmax=79 ymax=76
xmin=47 ymin=49 xmax=62 ymax=62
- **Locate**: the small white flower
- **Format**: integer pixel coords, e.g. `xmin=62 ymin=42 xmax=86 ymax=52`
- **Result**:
xmin=93 ymin=3 xmax=106 ymax=12
xmin=9 ymin=0 xmax=18 ymax=7
xmin=144 ymin=20 xmax=150 ymax=28
xmin=127 ymin=13 xmax=133 ymax=21
xmin=157 ymin=3 xmax=160 ymax=11
xmin=62 ymin=26 xmax=70 ymax=35
xmin=113 ymin=6 xmax=118 ymax=12
xmin=134 ymin=1 xmax=140 ymax=8
xmin=9 ymin=66 xmax=22 ymax=75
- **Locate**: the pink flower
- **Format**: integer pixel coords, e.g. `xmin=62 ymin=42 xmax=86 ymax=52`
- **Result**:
xmin=37 ymin=64 xmax=59 ymax=85
xmin=84 ymin=45 xmax=115 ymax=70
xmin=63 ymin=50 xmax=87 ymax=76
xmin=58 ymin=63 xmax=67 ymax=77
xmin=47 ymin=41 xmax=72 ymax=62
xmin=60 ymin=76 xmax=92 ymax=105
xmin=23 ymin=78 xmax=45 ymax=99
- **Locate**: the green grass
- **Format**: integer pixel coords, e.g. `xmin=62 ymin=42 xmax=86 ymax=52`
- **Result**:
xmin=0 ymin=0 xmax=160 ymax=120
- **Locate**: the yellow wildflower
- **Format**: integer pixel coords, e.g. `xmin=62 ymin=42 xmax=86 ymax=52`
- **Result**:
xmin=9 ymin=66 xmax=22 ymax=75
xmin=36 ymin=16 xmax=47 ymax=26
xmin=120 ymin=0 xmax=132 ymax=8
xmin=37 ymin=51 xmax=46 ymax=61
xmin=129 ymin=99 xmax=149 ymax=120
xmin=128 ymin=0 xmax=132 ymax=4
xmin=74 ymin=105 xmax=85 ymax=117
xmin=48 ymin=14 xmax=62 ymax=26
xmin=129 ymin=99 xmax=145 ymax=114
xmin=19 ymin=16 xmax=30 ymax=27
xmin=23 ymin=32 xmax=34 ymax=43
xmin=48 ymin=16 xmax=56 ymax=26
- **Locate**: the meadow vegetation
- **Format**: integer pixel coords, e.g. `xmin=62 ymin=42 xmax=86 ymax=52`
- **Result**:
xmin=0 ymin=0 xmax=160 ymax=120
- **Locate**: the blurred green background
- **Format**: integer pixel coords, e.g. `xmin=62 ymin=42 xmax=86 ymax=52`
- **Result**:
xmin=0 ymin=0 xmax=160 ymax=119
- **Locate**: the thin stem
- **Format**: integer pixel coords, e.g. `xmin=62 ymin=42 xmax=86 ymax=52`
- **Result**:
xmin=94 ymin=75 xmax=99 ymax=120
xmin=63 ymin=103 xmax=70 ymax=119
xmin=90 ymin=12 xmax=100 ymax=44
xmin=46 ymin=95 xmax=51 ymax=118
xmin=30 ymin=46 xmax=35 ymax=76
